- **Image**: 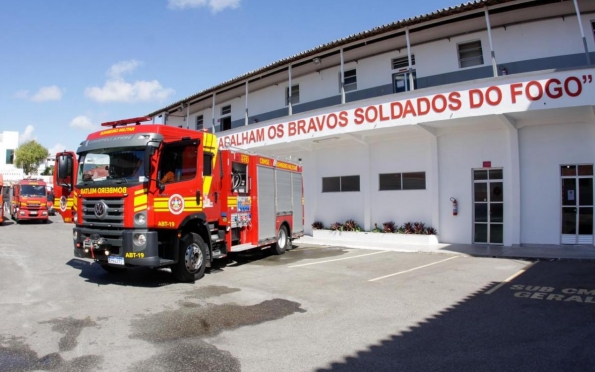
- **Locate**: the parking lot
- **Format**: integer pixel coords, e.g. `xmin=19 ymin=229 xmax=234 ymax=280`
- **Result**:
xmin=1 ymin=217 xmax=595 ymax=372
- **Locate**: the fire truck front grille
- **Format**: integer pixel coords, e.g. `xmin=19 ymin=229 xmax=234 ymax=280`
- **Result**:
xmin=81 ymin=197 xmax=124 ymax=228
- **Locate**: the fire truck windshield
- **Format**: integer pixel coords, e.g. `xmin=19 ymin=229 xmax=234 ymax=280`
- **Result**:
xmin=21 ymin=185 xmax=46 ymax=197
xmin=77 ymin=147 xmax=146 ymax=185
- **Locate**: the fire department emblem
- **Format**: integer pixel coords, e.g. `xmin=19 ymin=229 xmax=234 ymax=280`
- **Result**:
xmin=168 ymin=194 xmax=185 ymax=215
xmin=59 ymin=196 xmax=68 ymax=212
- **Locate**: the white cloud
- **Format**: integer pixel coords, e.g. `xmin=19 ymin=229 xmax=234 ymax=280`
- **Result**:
xmin=31 ymin=86 xmax=63 ymax=102
xmin=85 ymin=61 xmax=175 ymax=103
xmin=107 ymin=60 xmax=141 ymax=79
xmin=70 ymin=115 xmax=95 ymax=130
xmin=168 ymin=0 xmax=241 ymax=12
xmin=85 ymin=79 xmax=175 ymax=103
xmin=19 ymin=125 xmax=36 ymax=144
xmin=48 ymin=143 xmax=67 ymax=156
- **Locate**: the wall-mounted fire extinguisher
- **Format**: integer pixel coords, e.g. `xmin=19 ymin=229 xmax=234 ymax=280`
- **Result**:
xmin=450 ymin=197 xmax=458 ymax=216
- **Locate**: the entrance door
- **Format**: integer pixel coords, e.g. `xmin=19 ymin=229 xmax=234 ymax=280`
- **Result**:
xmin=473 ymin=169 xmax=503 ymax=244
xmin=561 ymin=164 xmax=593 ymax=244
xmin=393 ymin=71 xmax=417 ymax=93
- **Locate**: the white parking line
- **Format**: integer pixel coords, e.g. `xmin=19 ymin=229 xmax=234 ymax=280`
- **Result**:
xmin=288 ymin=250 xmax=390 ymax=268
xmin=484 ymin=261 xmax=538 ymax=295
xmin=368 ymin=256 xmax=459 ymax=282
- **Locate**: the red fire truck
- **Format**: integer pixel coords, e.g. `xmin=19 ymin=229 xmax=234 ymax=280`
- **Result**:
xmin=53 ymin=151 xmax=77 ymax=223
xmin=56 ymin=117 xmax=304 ymax=282
xmin=10 ymin=178 xmax=50 ymax=223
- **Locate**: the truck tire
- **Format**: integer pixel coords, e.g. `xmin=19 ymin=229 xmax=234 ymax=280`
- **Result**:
xmin=171 ymin=232 xmax=207 ymax=282
xmin=270 ymin=225 xmax=288 ymax=255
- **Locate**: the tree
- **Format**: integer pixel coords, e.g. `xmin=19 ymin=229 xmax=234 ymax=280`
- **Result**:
xmin=41 ymin=165 xmax=54 ymax=176
xmin=15 ymin=140 xmax=49 ymax=175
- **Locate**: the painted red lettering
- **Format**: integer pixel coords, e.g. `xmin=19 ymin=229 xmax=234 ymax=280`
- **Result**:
xmin=525 ymin=81 xmax=543 ymax=101
xmin=469 ymin=89 xmax=484 ymax=108
xmin=354 ymin=108 xmax=365 ymax=124
xmin=432 ymin=94 xmax=447 ymax=113
xmin=327 ymin=113 xmax=338 ymax=129
xmin=391 ymin=102 xmax=403 ymax=119
xmin=448 ymin=92 xmax=462 ymax=111
xmin=564 ymin=76 xmax=582 ymax=97
xmin=510 ymin=83 xmax=523 ymax=104
xmin=255 ymin=128 xmax=264 ymax=142
xmin=297 ymin=120 xmax=306 ymax=135
xmin=267 ymin=126 xmax=277 ymax=139
xmin=485 ymin=86 xmax=502 ymax=106
xmin=545 ymin=79 xmax=563 ymax=99
xmin=316 ymin=116 xmax=326 ymax=131
xmin=378 ymin=105 xmax=390 ymax=121
xmin=365 ymin=106 xmax=378 ymax=123
xmin=276 ymin=124 xmax=284 ymax=138
xmin=402 ymin=100 xmax=417 ymax=118
xmin=417 ymin=97 xmax=430 ymax=116
xmin=307 ymin=118 xmax=317 ymax=133
xmin=288 ymin=121 xmax=296 ymax=136
xmin=339 ymin=111 xmax=348 ymax=127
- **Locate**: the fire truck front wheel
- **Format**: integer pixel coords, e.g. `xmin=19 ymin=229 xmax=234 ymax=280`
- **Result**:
xmin=271 ymin=225 xmax=289 ymax=255
xmin=171 ymin=232 xmax=207 ymax=282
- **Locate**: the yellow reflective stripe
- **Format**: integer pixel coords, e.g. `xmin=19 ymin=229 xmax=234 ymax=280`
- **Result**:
xmin=134 ymin=188 xmax=147 ymax=195
xmin=134 ymin=205 xmax=147 ymax=212
xmin=134 ymin=195 xmax=147 ymax=206
xmin=155 ymin=202 xmax=169 ymax=208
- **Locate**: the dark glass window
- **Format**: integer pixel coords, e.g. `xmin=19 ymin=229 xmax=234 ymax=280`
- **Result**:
xmin=285 ymin=85 xmax=300 ymax=105
xmin=341 ymin=69 xmax=357 ymax=92
xmin=5 ymin=149 xmax=14 ymax=165
xmin=203 ymin=153 xmax=213 ymax=176
xmin=392 ymin=55 xmax=415 ymax=70
xmin=159 ymin=142 xmax=198 ymax=183
xmin=196 ymin=115 xmax=204 ymax=130
xmin=402 ymin=172 xmax=426 ymax=190
xmin=322 ymin=175 xmax=360 ymax=192
xmin=458 ymin=40 xmax=484 ymax=68
xmin=379 ymin=172 xmax=425 ymax=191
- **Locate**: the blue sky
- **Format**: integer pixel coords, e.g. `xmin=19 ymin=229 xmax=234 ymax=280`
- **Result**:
xmin=0 ymin=0 xmax=459 ymax=155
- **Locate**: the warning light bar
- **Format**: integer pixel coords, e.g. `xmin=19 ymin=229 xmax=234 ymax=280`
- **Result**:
xmin=101 ymin=116 xmax=153 ymax=128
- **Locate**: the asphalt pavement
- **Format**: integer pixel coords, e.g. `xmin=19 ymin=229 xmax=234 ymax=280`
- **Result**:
xmin=1 ymin=216 xmax=594 ymax=372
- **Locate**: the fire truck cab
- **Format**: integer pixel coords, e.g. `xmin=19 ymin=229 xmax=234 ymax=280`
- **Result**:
xmin=10 ymin=178 xmax=50 ymax=223
xmin=57 ymin=117 xmax=304 ymax=282
xmin=53 ymin=151 xmax=77 ymax=223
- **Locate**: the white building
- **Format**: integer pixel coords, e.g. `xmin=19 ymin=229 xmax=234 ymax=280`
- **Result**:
xmin=0 ymin=131 xmax=23 ymax=183
xmin=149 ymin=0 xmax=595 ymax=247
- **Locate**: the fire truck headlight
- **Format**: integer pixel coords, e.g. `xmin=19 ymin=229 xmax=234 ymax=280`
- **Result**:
xmin=134 ymin=213 xmax=147 ymax=225
xmin=73 ymin=230 xmax=78 ymax=241
xmin=20 ymin=211 xmax=25 ymax=216
xmin=133 ymin=233 xmax=147 ymax=246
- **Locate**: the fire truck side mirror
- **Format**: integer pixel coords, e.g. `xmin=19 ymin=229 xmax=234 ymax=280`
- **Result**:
xmin=57 ymin=154 xmax=72 ymax=181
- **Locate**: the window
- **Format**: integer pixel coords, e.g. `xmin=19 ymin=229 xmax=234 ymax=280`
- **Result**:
xmin=221 ymin=105 xmax=231 ymax=116
xmin=458 ymin=40 xmax=484 ymax=68
xmin=340 ymin=69 xmax=357 ymax=92
xmin=592 ymin=21 xmax=595 ymax=42
xmin=158 ymin=142 xmax=198 ymax=183
xmin=392 ymin=55 xmax=415 ymax=70
xmin=196 ymin=115 xmax=204 ymax=130
xmin=203 ymin=153 xmax=213 ymax=176
xmin=285 ymin=85 xmax=300 ymax=105
xmin=379 ymin=172 xmax=426 ymax=190
xmin=322 ymin=175 xmax=360 ymax=192
xmin=5 ymin=149 xmax=14 ymax=165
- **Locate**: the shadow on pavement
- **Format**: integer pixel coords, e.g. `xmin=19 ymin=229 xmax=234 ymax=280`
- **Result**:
xmin=66 ymin=259 xmax=178 ymax=288
xmin=317 ymin=261 xmax=595 ymax=372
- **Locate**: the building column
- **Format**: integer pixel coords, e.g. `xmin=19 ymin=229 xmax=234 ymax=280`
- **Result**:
xmin=346 ymin=134 xmax=371 ymax=230
xmin=340 ymin=48 xmax=345 ymax=104
xmin=485 ymin=8 xmax=499 ymax=77
xmin=573 ymin=0 xmax=591 ymax=65
xmin=304 ymin=150 xmax=318 ymax=235
xmin=418 ymin=125 xmax=440 ymax=235
xmin=288 ymin=65 xmax=293 ymax=116
xmin=245 ymin=81 xmax=249 ymax=126
xmin=406 ymin=28 xmax=415 ymax=91
xmin=499 ymin=114 xmax=521 ymax=246
xmin=211 ymin=94 xmax=216 ymax=133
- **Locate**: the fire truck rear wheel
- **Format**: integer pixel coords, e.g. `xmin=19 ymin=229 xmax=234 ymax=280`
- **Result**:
xmin=172 ymin=232 xmax=206 ymax=282
xmin=271 ymin=225 xmax=288 ymax=255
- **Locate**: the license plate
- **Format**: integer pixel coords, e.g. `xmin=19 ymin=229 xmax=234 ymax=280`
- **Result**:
xmin=108 ymin=256 xmax=125 ymax=265
xmin=29 ymin=211 xmax=37 ymax=215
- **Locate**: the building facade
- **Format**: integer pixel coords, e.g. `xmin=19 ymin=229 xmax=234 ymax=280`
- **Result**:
xmin=149 ymin=0 xmax=595 ymax=246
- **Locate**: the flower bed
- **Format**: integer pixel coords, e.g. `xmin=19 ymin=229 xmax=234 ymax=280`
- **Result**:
xmin=311 ymin=220 xmax=439 ymax=245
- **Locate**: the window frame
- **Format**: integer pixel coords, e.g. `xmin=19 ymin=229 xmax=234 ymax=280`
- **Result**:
xmin=221 ymin=105 xmax=231 ymax=116
xmin=285 ymin=84 xmax=300 ymax=106
xmin=340 ymin=69 xmax=358 ymax=92
xmin=195 ymin=115 xmax=204 ymax=130
xmin=379 ymin=172 xmax=426 ymax=191
xmin=158 ymin=141 xmax=199 ymax=184
xmin=457 ymin=40 xmax=484 ymax=69
xmin=391 ymin=55 xmax=415 ymax=70
xmin=322 ymin=175 xmax=360 ymax=193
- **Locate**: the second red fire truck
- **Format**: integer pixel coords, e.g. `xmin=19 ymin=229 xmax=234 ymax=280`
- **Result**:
xmin=55 ymin=117 xmax=304 ymax=282
xmin=10 ymin=178 xmax=50 ymax=223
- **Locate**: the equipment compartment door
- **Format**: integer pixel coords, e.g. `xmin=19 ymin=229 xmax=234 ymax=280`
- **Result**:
xmin=257 ymin=166 xmax=276 ymax=241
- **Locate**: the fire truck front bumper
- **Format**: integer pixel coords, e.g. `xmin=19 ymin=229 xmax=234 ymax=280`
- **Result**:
xmin=73 ymin=228 xmax=161 ymax=267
